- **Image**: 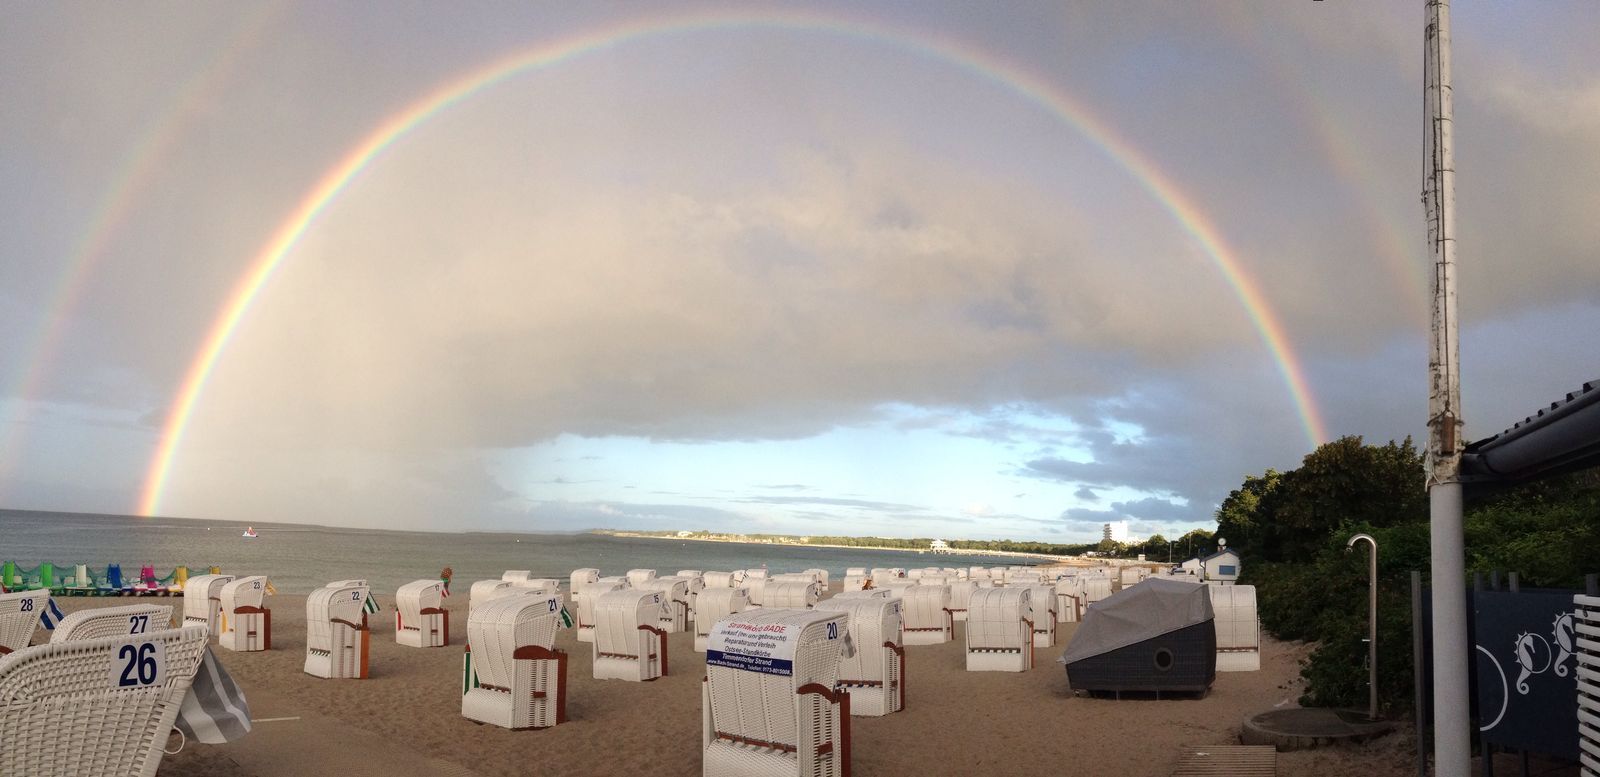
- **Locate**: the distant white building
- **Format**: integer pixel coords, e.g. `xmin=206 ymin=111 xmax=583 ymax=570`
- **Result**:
xmin=1201 ymin=548 xmax=1242 ymax=584
xmin=1102 ymin=521 xmax=1130 ymax=543
xmin=930 ymin=539 xmax=950 ymax=554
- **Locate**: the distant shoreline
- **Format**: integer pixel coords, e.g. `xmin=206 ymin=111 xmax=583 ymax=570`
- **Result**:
xmin=599 ymin=530 xmax=1112 ymax=565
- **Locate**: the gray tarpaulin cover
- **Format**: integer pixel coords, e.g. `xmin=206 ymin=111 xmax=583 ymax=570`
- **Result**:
xmin=1058 ymin=578 xmax=1214 ymax=664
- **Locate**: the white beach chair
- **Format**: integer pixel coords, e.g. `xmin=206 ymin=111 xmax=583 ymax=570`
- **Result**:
xmin=569 ymin=569 xmax=600 ymax=606
xmin=218 ymin=576 xmax=271 ymax=652
xmin=461 ymin=592 xmax=566 ymax=729
xmin=50 ymin=604 xmax=173 ymax=643
xmin=869 ymin=568 xmax=898 ymax=587
xmin=703 ymin=571 xmax=738 ymax=589
xmin=592 ymin=589 xmax=670 ymax=681
xmin=1082 ymin=576 xmax=1114 ymax=605
xmin=676 ymin=571 xmax=706 ymax=622
xmin=597 ymin=575 xmax=630 ymax=588
xmin=804 ymin=569 xmax=830 ymax=588
xmin=816 ymin=596 xmax=905 ymax=717
xmin=395 ymin=579 xmax=449 ymax=648
xmin=1209 ymin=584 xmax=1261 ymax=672
xmin=0 ymin=626 xmax=208 ymax=777
xmin=763 ymin=581 xmax=821 ymax=610
xmin=695 ymin=587 xmax=752 ymax=652
xmin=181 ymin=574 xmax=234 ymax=638
xmin=305 ymin=581 xmax=370 ymax=679
xmin=576 ymin=580 xmax=624 ymax=643
xmin=842 ymin=568 xmax=870 ymax=592
xmin=900 ymin=585 xmax=952 ymax=645
xmin=878 ymin=579 xmax=917 ymax=592
xmin=636 ymin=577 xmax=692 ymax=633
xmin=906 ymin=568 xmax=926 ymax=582
xmin=0 ymin=591 xmax=50 ymax=655
xmin=703 ymin=608 xmax=852 ymax=777
xmin=1055 ymin=577 xmax=1084 ymax=623
xmin=1026 ymin=585 xmax=1057 ymax=648
xmin=946 ymin=579 xmax=976 ymax=622
xmin=626 ymin=569 xmax=658 ymax=587
xmin=771 ymin=573 xmax=814 ymax=584
xmin=965 ymin=587 xmax=1034 ymax=672
xmin=470 ymin=579 xmax=517 ymax=613
xmin=1119 ymin=567 xmax=1146 ymax=588
xmin=829 ymin=589 xmax=894 ymax=601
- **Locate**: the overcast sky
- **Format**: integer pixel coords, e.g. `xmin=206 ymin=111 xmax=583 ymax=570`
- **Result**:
xmin=1 ymin=2 xmax=1595 ymax=541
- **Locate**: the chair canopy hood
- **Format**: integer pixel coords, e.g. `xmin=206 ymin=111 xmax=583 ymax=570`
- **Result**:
xmin=1060 ymin=578 xmax=1213 ymax=664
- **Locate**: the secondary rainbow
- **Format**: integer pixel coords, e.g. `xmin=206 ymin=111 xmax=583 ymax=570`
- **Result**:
xmin=139 ymin=10 xmax=1329 ymax=517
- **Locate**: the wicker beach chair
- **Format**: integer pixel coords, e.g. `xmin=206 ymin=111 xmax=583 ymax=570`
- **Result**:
xmin=842 ymin=568 xmax=870 ymax=592
xmin=461 ymin=592 xmax=566 ymax=729
xmin=470 ymin=579 xmax=517 ymax=613
xmin=217 ymin=576 xmax=270 ymax=652
xmin=946 ymin=579 xmax=976 ymax=623
xmin=694 ymin=587 xmax=751 ymax=652
xmin=804 ymin=569 xmax=830 ymax=589
xmin=569 ymin=569 xmax=600 ymax=606
xmin=965 ymin=587 xmax=1033 ymax=672
xmin=1081 ymin=576 xmax=1114 ymax=605
xmin=575 ymin=580 xmax=624 ymax=643
xmin=816 ymin=596 xmax=905 ymax=717
xmin=675 ymin=571 xmax=706 ymax=623
xmin=1054 ymin=576 xmax=1084 ymax=623
xmin=1208 ymin=584 xmax=1260 ymax=672
xmin=702 ymin=608 xmax=852 ymax=777
xmin=1026 ymin=585 xmax=1057 ymax=648
xmin=635 ymin=577 xmax=692 ymax=633
xmin=304 ymin=581 xmax=370 ymax=679
xmin=0 ymin=591 xmax=50 ymax=655
xmin=0 ymin=626 xmax=208 ymax=777
xmin=625 ymin=569 xmax=657 ymax=587
xmin=395 ymin=579 xmax=449 ymax=648
xmin=829 ymin=589 xmax=894 ymax=601
xmin=900 ymin=585 xmax=952 ymax=646
xmin=703 ymin=571 xmax=738 ymax=589
xmin=763 ymin=581 xmax=821 ymax=610
xmin=180 ymin=574 xmax=234 ymax=638
xmin=592 ymin=589 xmax=670 ymax=681
xmin=50 ymin=605 xmax=173 ymax=644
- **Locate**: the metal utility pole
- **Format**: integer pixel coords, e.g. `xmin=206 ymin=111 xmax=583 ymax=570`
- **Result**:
xmin=1423 ymin=0 xmax=1469 ymax=773
xmin=1347 ymin=533 xmax=1379 ymax=721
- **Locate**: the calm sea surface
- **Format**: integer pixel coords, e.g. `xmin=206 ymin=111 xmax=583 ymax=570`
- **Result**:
xmin=0 ymin=509 xmax=1032 ymax=594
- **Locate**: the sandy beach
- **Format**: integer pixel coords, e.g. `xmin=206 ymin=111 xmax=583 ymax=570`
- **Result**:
xmin=40 ymin=589 xmax=1419 ymax=777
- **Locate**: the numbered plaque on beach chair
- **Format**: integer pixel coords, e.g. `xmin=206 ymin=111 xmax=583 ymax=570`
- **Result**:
xmin=0 ymin=626 xmax=208 ymax=777
xmin=462 ymin=592 xmax=566 ymax=729
xmin=218 ymin=576 xmax=271 ymax=652
xmin=900 ymin=585 xmax=952 ymax=645
xmin=181 ymin=574 xmax=234 ymax=638
xmin=816 ymin=595 xmax=905 ymax=716
xmin=575 ymin=580 xmax=623 ymax=643
xmin=305 ymin=582 xmax=370 ymax=679
xmin=395 ymin=579 xmax=449 ymax=648
xmin=763 ymin=580 xmax=821 ymax=610
xmin=636 ymin=577 xmax=692 ymax=633
xmin=50 ymin=604 xmax=172 ymax=644
xmin=592 ymin=589 xmax=669 ymax=681
xmin=694 ymin=587 xmax=751 ymax=652
xmin=0 ymin=591 xmax=50 ymax=655
xmin=1026 ymin=585 xmax=1057 ymax=648
xmin=965 ymin=588 xmax=1033 ymax=672
xmin=703 ymin=608 xmax=852 ymax=777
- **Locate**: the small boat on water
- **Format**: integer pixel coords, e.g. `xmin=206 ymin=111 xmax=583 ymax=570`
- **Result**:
xmin=242 ymin=526 xmax=258 ymax=539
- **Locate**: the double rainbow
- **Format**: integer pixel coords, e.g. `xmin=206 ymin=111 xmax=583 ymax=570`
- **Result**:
xmin=138 ymin=10 xmax=1329 ymax=517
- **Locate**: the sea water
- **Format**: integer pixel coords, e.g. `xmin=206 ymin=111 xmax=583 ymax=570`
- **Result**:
xmin=0 ymin=509 xmax=1031 ymax=593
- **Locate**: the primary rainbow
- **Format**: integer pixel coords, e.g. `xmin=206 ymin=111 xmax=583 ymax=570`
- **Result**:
xmin=139 ymin=10 xmax=1329 ymax=517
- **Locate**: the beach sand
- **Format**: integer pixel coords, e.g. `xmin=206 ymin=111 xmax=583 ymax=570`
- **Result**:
xmin=40 ymin=589 xmax=1422 ymax=776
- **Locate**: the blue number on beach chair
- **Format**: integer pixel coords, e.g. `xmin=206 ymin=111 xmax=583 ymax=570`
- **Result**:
xmin=116 ymin=643 xmax=160 ymax=687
